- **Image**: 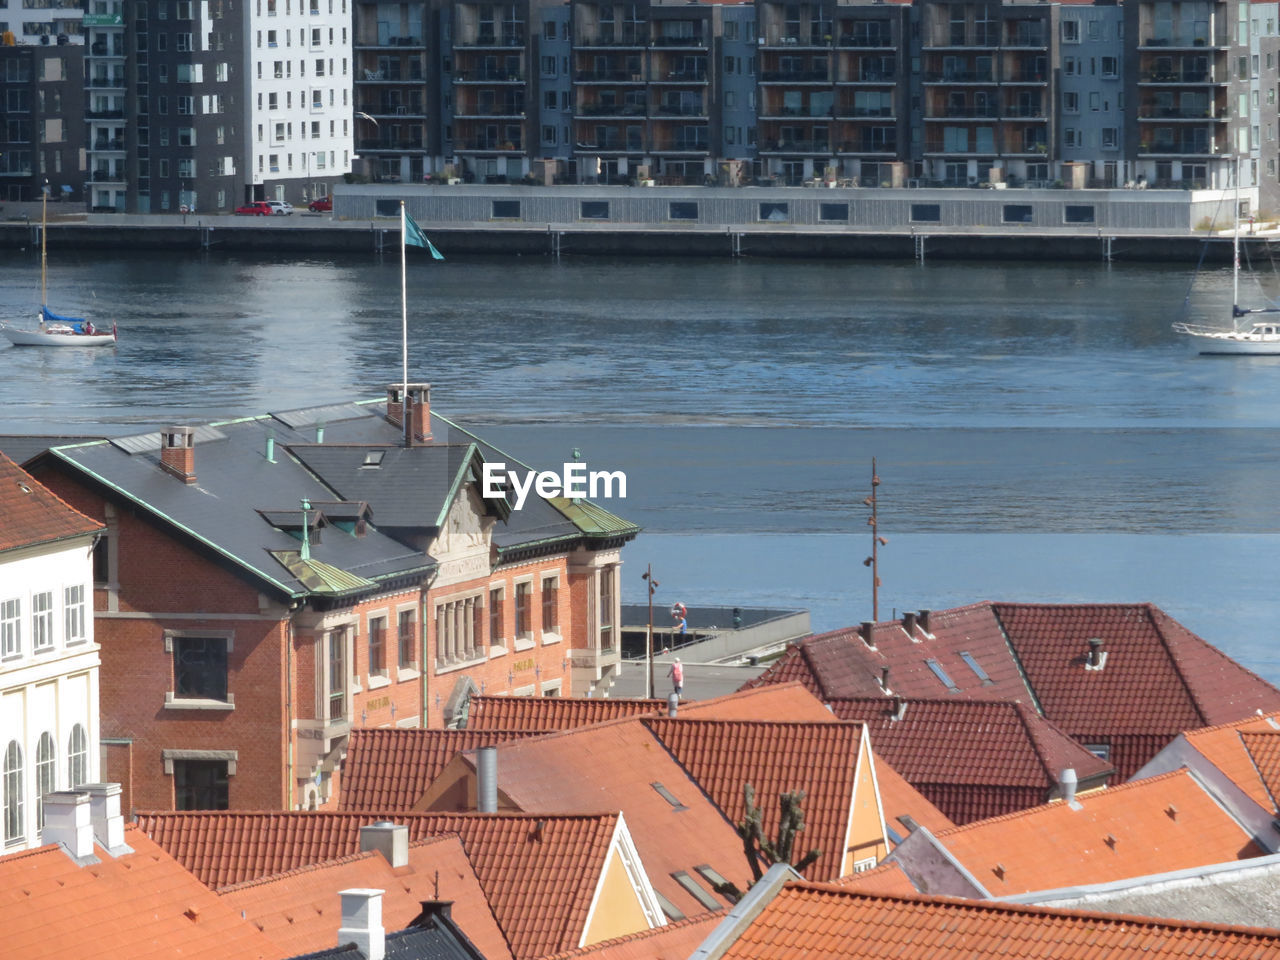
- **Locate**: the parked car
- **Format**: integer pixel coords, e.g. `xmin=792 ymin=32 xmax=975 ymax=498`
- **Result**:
xmin=308 ymin=196 xmax=332 ymax=213
xmin=234 ymin=201 xmax=273 ymax=216
xmin=266 ymin=200 xmax=295 ymax=216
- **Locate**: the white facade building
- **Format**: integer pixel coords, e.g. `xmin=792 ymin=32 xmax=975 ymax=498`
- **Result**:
xmin=244 ymin=0 xmax=354 ymax=204
xmin=0 ymin=454 xmax=103 ymax=853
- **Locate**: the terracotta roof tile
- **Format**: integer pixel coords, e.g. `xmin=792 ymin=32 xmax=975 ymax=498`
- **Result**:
xmin=676 ymin=682 xmax=837 ymax=723
xmin=717 ymin=883 xmax=1280 ymax=960
xmin=0 ymin=826 xmax=281 ymax=960
xmin=432 ymin=720 xmax=754 ymax=921
xmin=0 ymin=450 xmax=103 ymax=554
xmin=537 ymin=915 xmax=720 ymax=960
xmin=831 ymin=861 xmax=919 ymax=896
xmin=1182 ymin=712 xmax=1280 ymax=814
xmin=643 ymin=718 xmax=864 ymax=882
xmin=931 ymin=769 xmax=1265 ymax=896
xmin=828 ymin=698 xmax=1111 ymax=824
xmin=135 ymin=810 xmax=617 ymax=960
xmin=218 ymin=835 xmax=513 ymax=960
xmin=340 ymin=729 xmax=541 ymax=811
xmin=871 ymin=756 xmax=957 ymax=841
xmin=466 ymin=696 xmax=667 ymax=731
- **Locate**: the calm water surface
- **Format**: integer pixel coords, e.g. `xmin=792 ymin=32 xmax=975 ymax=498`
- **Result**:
xmin=2 ymin=248 xmax=1278 ymax=682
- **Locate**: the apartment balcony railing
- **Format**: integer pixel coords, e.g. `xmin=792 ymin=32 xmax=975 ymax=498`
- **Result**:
xmin=837 ymin=107 xmax=895 ymax=118
xmin=86 ymin=109 xmax=126 ymax=119
xmin=357 ymin=136 xmax=425 ymax=150
xmin=653 ymin=105 xmax=706 ymax=117
xmin=359 ymin=68 xmax=426 ymax=82
xmin=764 ymin=106 xmax=832 ymax=118
xmin=453 ymin=69 xmax=525 ymax=82
xmin=455 ymin=137 xmax=524 ymax=150
xmin=1005 ymin=72 xmax=1047 ymax=83
xmin=1139 ymin=69 xmax=1221 ymax=83
xmin=1005 ymin=27 xmax=1047 ymax=47
xmin=88 ymin=76 xmax=127 ymax=87
xmin=760 ymin=139 xmax=831 ymax=153
xmin=838 ymin=33 xmax=893 ymax=48
xmin=1138 ymin=138 xmax=1224 ymax=154
xmin=929 ymin=106 xmax=999 ymax=118
xmin=1137 ymin=106 xmax=1227 ymax=119
xmin=90 ymin=138 xmax=126 ymax=150
xmin=651 ymin=70 xmax=707 ymax=82
xmin=924 ymin=70 xmax=996 ymax=83
xmin=1002 ymin=106 xmax=1047 ymax=119
xmin=456 ymin=32 xmax=525 ymax=47
xmin=576 ymin=32 xmax=646 ymax=47
xmin=651 ymin=34 xmax=706 ymax=47
xmin=454 ymin=107 xmax=525 ymax=117
xmin=577 ymin=103 xmax=646 ymax=116
xmin=576 ymin=70 xmax=645 ymax=82
xmin=575 ymin=139 xmax=644 ymax=151
xmin=760 ymin=69 xmax=830 ymax=82
xmin=652 ymin=139 xmax=710 ymax=152
xmin=1139 ymin=33 xmax=1215 ymax=48
xmin=837 ymin=138 xmax=897 ymax=153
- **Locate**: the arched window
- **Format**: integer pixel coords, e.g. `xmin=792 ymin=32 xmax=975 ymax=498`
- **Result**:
xmin=67 ymin=725 xmax=88 ymax=789
xmin=3 ymin=741 xmax=23 ymax=846
xmin=36 ymin=733 xmax=56 ymax=830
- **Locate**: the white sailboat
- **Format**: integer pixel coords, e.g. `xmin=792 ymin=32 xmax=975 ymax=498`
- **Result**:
xmin=0 ymin=185 xmax=117 ymax=347
xmin=1173 ymin=162 xmax=1280 ymax=355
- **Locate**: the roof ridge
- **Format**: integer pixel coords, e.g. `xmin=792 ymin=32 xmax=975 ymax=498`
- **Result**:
xmin=645 ymin=717 xmax=864 ymax=731
xmin=535 ymin=914 xmax=717 ymax=959
xmin=215 ymin=848 xmax=383 ymax=893
xmin=1144 ymin=605 xmax=1212 ymax=729
xmin=1185 ymin=709 xmax=1280 ymax=740
xmin=787 ymin=881 xmax=1280 ymax=939
xmin=932 ymin=767 xmax=1194 ymax=838
xmin=1151 ymin=606 xmax=1280 ymax=705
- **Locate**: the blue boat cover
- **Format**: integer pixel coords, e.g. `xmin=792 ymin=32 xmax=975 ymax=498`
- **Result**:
xmin=43 ymin=306 xmax=88 ymax=333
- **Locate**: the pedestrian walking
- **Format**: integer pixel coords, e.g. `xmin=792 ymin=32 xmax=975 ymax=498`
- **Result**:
xmin=667 ymin=657 xmax=684 ymax=697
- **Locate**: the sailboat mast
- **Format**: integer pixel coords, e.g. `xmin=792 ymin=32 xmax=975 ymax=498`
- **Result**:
xmin=1233 ymin=158 xmax=1241 ymax=315
xmin=40 ymin=182 xmax=47 ymax=310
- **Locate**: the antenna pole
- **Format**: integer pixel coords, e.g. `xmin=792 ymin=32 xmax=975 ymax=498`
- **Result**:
xmin=41 ymin=179 xmax=48 ymax=310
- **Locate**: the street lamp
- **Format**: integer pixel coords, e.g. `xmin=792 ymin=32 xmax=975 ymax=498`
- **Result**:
xmin=642 ymin=565 xmax=659 ymax=699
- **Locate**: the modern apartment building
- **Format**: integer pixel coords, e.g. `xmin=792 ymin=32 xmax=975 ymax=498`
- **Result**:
xmin=0 ymin=42 xmax=84 ymax=202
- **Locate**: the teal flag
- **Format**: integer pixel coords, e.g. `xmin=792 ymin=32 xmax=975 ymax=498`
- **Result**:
xmin=404 ymin=212 xmax=445 ymax=260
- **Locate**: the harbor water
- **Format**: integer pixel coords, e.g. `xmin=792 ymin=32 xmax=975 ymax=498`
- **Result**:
xmin=2 ymin=247 xmax=1279 ymax=683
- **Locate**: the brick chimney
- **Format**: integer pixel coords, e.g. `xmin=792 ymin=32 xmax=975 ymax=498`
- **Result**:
xmin=386 ymin=382 xmax=432 ymax=445
xmin=159 ymin=426 xmax=196 ymax=484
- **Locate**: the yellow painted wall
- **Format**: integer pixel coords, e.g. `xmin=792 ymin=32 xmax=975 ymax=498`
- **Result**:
xmin=842 ymin=743 xmax=888 ymax=875
xmin=582 ymin=846 xmax=653 ymax=946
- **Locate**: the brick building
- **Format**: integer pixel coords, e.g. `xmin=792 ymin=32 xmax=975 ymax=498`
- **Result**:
xmin=22 ymin=384 xmax=637 ymax=813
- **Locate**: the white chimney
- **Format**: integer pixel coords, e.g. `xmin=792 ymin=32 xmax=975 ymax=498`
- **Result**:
xmin=338 ymin=889 xmax=385 ymax=960
xmin=1060 ymin=767 xmax=1079 ymax=806
xmin=81 ymin=783 xmax=128 ymax=854
xmin=358 ymin=822 xmax=409 ymax=868
xmin=477 ymin=745 xmax=498 ymax=814
xmin=42 ymin=791 xmax=95 ymax=860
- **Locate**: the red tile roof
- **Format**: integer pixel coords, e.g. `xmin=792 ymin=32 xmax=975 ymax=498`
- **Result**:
xmin=716 ymin=883 xmax=1280 ymax=960
xmin=828 ymin=698 xmax=1111 ymax=824
xmin=930 ymin=769 xmax=1265 ymax=896
xmin=0 ymin=826 xmax=281 ymax=960
xmin=0 ymin=450 xmax=103 ymax=554
xmin=218 ymin=834 xmax=513 ymax=960
xmin=746 ymin=602 xmax=1280 ymax=779
xmin=1180 ymin=712 xmax=1280 ymax=814
xmin=427 ymin=719 xmax=754 ymax=921
xmin=340 ymin=728 xmax=541 ymax=811
xmin=831 ymin=861 xmax=918 ymax=896
xmin=644 ymin=718 xmax=866 ymax=882
xmin=538 ymin=915 xmax=720 ymax=960
xmin=465 ymin=696 xmax=667 ymax=731
xmin=135 ymin=810 xmax=618 ymax=960
xmin=676 ymin=682 xmax=837 ymax=724
xmin=871 ymin=755 xmax=957 ymax=841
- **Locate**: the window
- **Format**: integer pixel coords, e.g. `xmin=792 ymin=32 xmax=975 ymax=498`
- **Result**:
xmin=63 ymin=585 xmax=86 ymax=645
xmin=3 ymin=742 xmax=22 ymax=845
xmin=176 ymin=32 xmax=192 ymax=50
xmin=31 ymin=591 xmax=52 ymax=651
xmin=328 ymin=628 xmax=347 ymax=720
xmin=35 ymin=733 xmax=54 ymax=830
xmin=174 ymin=759 xmax=229 ymax=809
xmin=1062 ymin=19 xmax=1079 ymax=42
xmin=1063 ymin=92 xmax=1079 ymax=114
xmin=819 ymin=202 xmax=848 ymax=222
xmin=515 ymin=582 xmax=532 ymax=639
xmin=1085 ymin=743 xmax=1111 ymax=762
xmin=541 ymin=577 xmax=558 ymax=634
xmin=1101 ymin=56 xmax=1117 ymax=78
xmin=1063 ymin=56 xmax=1078 ymax=77
xmin=67 ymin=725 xmax=87 ymax=789
xmin=652 ymin=781 xmax=688 ymax=810
xmin=599 ymin=565 xmax=615 ymax=650
xmin=758 ymin=202 xmax=789 ymax=222
xmin=924 ymin=658 xmax=959 ymax=692
xmin=958 ymin=651 xmax=991 ymax=684
xmin=368 ymin=616 xmax=386 ymax=678
xmin=93 ymin=537 xmax=110 ymax=584
xmin=397 ymin=609 xmax=416 ymax=669
xmin=1102 ymin=128 xmax=1118 ymax=150
xmin=540 ymin=54 xmax=555 ymax=76
xmin=489 ymin=587 xmax=505 ymax=645
xmin=542 ymin=125 xmax=557 ymax=144
xmin=1003 ymin=204 xmax=1033 ymax=224
xmin=669 ymin=201 xmax=699 ymax=220
xmin=492 ymin=200 xmax=521 ymax=219
xmin=910 ymin=203 xmax=941 ymax=222
xmin=581 ymin=200 xmax=609 ymax=220
xmin=1064 ymin=205 xmax=1095 ymax=224
xmin=173 ymin=636 xmax=228 ymax=701
xmin=0 ymin=598 xmax=19 ymax=658
xmin=672 ymin=871 xmax=722 ymax=911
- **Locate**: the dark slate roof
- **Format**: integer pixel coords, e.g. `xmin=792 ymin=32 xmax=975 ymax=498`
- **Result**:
xmin=0 ymin=434 xmax=104 ymax=466
xmin=25 ymin=398 xmax=636 ymax=603
xmin=288 ymin=920 xmax=487 ymax=960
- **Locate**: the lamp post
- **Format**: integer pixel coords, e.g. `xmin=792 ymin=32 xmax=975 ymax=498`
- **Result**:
xmin=642 ymin=565 xmax=658 ymax=699
xmin=862 ymin=458 xmax=887 ymax=621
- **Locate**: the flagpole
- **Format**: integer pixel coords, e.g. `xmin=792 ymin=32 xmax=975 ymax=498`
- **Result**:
xmin=400 ymin=200 xmax=409 ymax=448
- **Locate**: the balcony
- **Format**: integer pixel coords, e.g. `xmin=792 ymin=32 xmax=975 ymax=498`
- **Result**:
xmin=85 ymin=108 xmax=126 ymax=119
xmin=760 ymin=35 xmax=828 ymax=50
xmin=568 ymin=645 xmax=620 ymax=683
xmin=1139 ymin=33 xmax=1216 ymax=49
xmin=651 ymin=139 xmax=709 ymax=153
xmin=1004 ymin=26 xmax=1047 ymax=48
xmin=358 ymin=68 xmax=426 ymax=83
xmin=577 ymin=103 xmax=646 ymax=116
xmin=87 ymin=169 xmax=127 ymax=185
xmin=576 ymin=70 xmax=645 ymax=83
xmin=574 ymin=139 xmax=643 ymax=153
xmin=759 ymin=69 xmax=830 ymax=83
xmin=576 ymin=31 xmax=647 ymax=48
xmin=454 ymin=69 xmax=525 ymax=82
xmin=1139 ymin=69 xmax=1224 ymax=84
xmin=836 ymin=107 xmax=895 ymax=119
xmin=837 ymin=31 xmax=894 ymax=48
xmin=357 ymin=136 xmax=426 ymax=151
xmin=90 ymin=137 xmax=126 ymax=151
xmin=650 ymin=70 xmax=707 ymax=84
xmin=1137 ymin=106 xmax=1227 ymax=120
xmin=455 ymin=32 xmax=525 ymax=47
xmin=836 ymin=138 xmax=897 ymax=155
xmin=356 ymin=35 xmax=423 ymax=49
xmin=1004 ymin=71 xmax=1047 ymax=84
xmin=455 ymin=137 xmax=524 ymax=151
xmin=1002 ymin=106 xmax=1047 ymax=119
xmin=653 ymin=104 xmax=706 ymax=117
xmin=88 ymin=76 xmax=127 ymax=88
xmin=924 ymin=70 xmax=996 ymax=84
xmin=927 ymin=28 xmax=999 ymax=49
xmin=453 ymin=107 xmax=525 ymax=118
xmin=927 ymin=106 xmax=999 ymax=119
xmin=759 ymin=138 xmax=831 ymax=154
xmin=1138 ymin=137 xmax=1224 ymax=156
xmin=651 ymin=33 xmax=707 ymax=48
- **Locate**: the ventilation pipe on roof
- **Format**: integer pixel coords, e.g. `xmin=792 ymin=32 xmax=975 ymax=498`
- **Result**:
xmin=668 ymin=692 xmax=680 ymax=717
xmin=81 ymin=782 xmax=128 ymax=856
xmin=919 ymin=609 xmax=932 ymax=634
xmin=338 ymin=889 xmax=386 ymax=960
xmin=42 ymin=791 xmax=95 ymax=861
xmin=359 ymin=821 xmax=409 ymax=869
xmin=316 ymin=423 xmax=325 ymax=443
xmin=477 ymin=745 xmax=498 ymax=814
xmin=902 ymin=611 xmax=917 ymax=636
xmin=891 ymin=696 xmax=908 ymax=722
xmin=860 ymin=621 xmax=876 ymax=649
xmin=880 ymin=665 xmax=891 ymax=693
xmin=1087 ymin=637 xmax=1106 ymax=669
xmin=1059 ymin=767 xmax=1078 ymax=806
xmin=265 ymin=435 xmax=276 ymax=463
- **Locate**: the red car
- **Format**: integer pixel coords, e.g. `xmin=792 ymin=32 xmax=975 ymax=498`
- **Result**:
xmin=235 ymin=201 xmax=272 ymax=216
xmin=308 ymin=196 xmax=333 ymax=213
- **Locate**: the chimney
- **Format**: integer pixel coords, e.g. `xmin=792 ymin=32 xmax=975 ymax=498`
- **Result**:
xmin=387 ymin=383 xmax=432 ymax=445
xmin=891 ymin=695 xmax=908 ymax=722
xmin=81 ymin=783 xmax=128 ymax=855
xmin=859 ymin=620 xmax=876 ymax=649
xmin=358 ymin=821 xmax=409 ymax=868
xmin=1059 ymin=767 xmax=1078 ymax=805
xmin=410 ymin=900 xmax=455 ymax=929
xmin=159 ymin=425 xmax=196 ymax=484
xmin=667 ymin=692 xmax=679 ymax=717
xmin=902 ymin=611 xmax=918 ymax=636
xmin=880 ymin=665 xmax=891 ymax=693
xmin=919 ymin=609 xmax=932 ymax=634
xmin=42 ymin=791 xmax=95 ymax=860
xmin=1087 ymin=637 xmax=1105 ymax=669
xmin=338 ymin=889 xmax=385 ymax=960
xmin=477 ymin=745 xmax=498 ymax=814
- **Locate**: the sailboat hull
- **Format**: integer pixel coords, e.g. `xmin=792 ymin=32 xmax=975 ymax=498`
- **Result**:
xmin=1173 ymin=320 xmax=1280 ymax=354
xmin=1 ymin=320 xmax=117 ymax=347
